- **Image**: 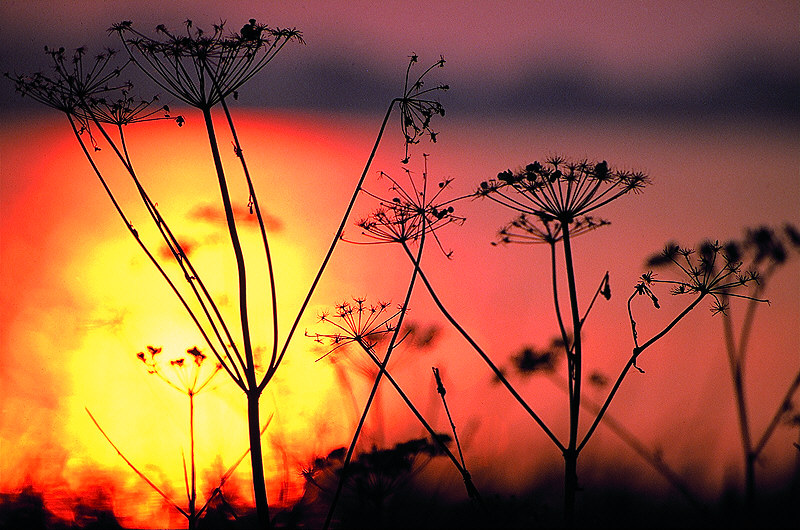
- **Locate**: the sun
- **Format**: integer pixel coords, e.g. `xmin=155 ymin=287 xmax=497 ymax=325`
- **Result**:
xmin=0 ymin=109 xmax=386 ymax=527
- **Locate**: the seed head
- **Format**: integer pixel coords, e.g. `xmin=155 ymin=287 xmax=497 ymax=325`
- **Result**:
xmin=641 ymin=240 xmax=768 ymax=315
xmin=397 ymin=55 xmax=448 ymax=163
xmin=477 ymin=157 xmax=649 ymax=223
xmin=492 ymin=213 xmax=609 ymax=246
xmin=349 ymin=155 xmax=465 ymax=258
xmin=111 ymin=19 xmax=303 ymax=108
xmin=306 ymin=298 xmax=401 ymax=361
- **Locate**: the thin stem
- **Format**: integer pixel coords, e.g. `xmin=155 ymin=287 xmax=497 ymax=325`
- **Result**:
xmin=547 ymin=374 xmax=704 ymax=510
xmin=560 ymin=222 xmax=582 ymax=525
xmin=578 ymin=294 xmax=705 ymax=452
xmin=322 ymin=226 xmax=425 ymax=530
xmin=80 ymin=113 xmax=248 ymax=387
xmin=401 ymin=242 xmax=564 ymax=451
xmin=189 ymin=392 xmax=197 ymax=525
xmin=85 ymin=408 xmax=189 ymax=519
xmin=433 ymin=367 xmax=466 ymax=471
xmin=550 ymin=241 xmax=571 ymax=354
xmin=201 ymin=106 xmax=256 ymax=383
xmin=261 ymin=99 xmax=400 ymax=392
xmin=219 ymin=95 xmax=281 ymax=373
xmin=754 ymin=371 xmax=800 ymax=457
xmin=356 ymin=347 xmax=481 ymax=501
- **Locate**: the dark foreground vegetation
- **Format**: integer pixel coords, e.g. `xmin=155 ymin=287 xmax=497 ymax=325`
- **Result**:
xmin=3 ymin=473 xmax=798 ymax=530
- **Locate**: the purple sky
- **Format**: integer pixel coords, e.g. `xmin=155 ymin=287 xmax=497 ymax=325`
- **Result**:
xmin=1 ymin=0 xmax=798 ymax=118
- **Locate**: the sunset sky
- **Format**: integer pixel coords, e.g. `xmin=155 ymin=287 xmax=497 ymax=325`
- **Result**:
xmin=1 ymin=1 xmax=798 ymax=528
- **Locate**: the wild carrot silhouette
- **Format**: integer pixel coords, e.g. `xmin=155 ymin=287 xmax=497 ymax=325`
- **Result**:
xmin=9 ymin=20 xmax=447 ymax=526
xmin=648 ymin=225 xmax=800 ymax=514
xmin=476 ymin=157 xmax=763 ymax=524
xmin=105 ymin=21 xmax=303 ymax=527
xmin=568 ymin=239 xmax=767 ymax=518
xmin=308 ymin=299 xmax=481 ymax=508
xmin=87 ymin=345 xmax=270 ymax=530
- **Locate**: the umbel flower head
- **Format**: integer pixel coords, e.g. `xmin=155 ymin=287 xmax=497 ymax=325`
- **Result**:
xmin=477 ymin=156 xmax=649 ymax=223
xmin=641 ymin=240 xmax=767 ymax=315
xmin=85 ymin=90 xmax=182 ymax=127
xmin=307 ymin=298 xmax=402 ymax=361
xmin=398 ymin=54 xmax=448 ymax=163
xmin=350 ymin=155 xmax=465 ymax=258
xmin=5 ymin=46 xmax=127 ymax=117
xmin=493 ymin=212 xmax=610 ymax=246
xmin=136 ymin=345 xmax=221 ymax=395
xmin=5 ymin=46 xmax=181 ymax=150
xmin=110 ymin=18 xmax=303 ymax=108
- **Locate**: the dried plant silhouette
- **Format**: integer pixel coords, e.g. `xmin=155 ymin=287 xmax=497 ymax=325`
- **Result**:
xmin=476 ymin=157 xmax=767 ymax=524
xmin=6 ymin=14 xmax=798 ymax=530
xmin=307 ymin=298 xmax=481 ymax=525
xmin=86 ymin=346 xmax=269 ymax=529
xmin=316 ymin=162 xmax=455 ymax=528
xmin=648 ymin=225 xmax=800 ymax=515
xmin=7 ymin=17 xmax=446 ymax=528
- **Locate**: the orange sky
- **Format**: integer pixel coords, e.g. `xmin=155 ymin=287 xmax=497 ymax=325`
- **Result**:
xmin=0 ymin=2 xmax=799 ymax=528
xmin=2 ymin=105 xmax=798 ymax=527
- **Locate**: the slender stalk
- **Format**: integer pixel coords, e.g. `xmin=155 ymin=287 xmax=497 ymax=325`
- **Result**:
xmin=219 ymin=95 xmax=281 ymax=372
xmin=189 ymin=392 xmax=197 ymax=530
xmin=80 ymin=113 xmax=248 ymax=388
xmin=560 ymin=223 xmax=582 ymax=525
xmin=247 ymin=391 xmax=270 ymax=529
xmin=200 ymin=105 xmax=269 ymax=528
xmin=322 ymin=231 xmax=426 ymax=530
xmin=402 ymin=243 xmax=564 ymax=451
xmin=550 ymin=241 xmax=571 ymax=355
xmin=578 ymin=294 xmax=705 ymax=452
xmin=357 ymin=348 xmax=481 ymax=501
xmin=547 ymin=374 xmax=704 ymax=510
xmin=200 ymin=106 xmax=255 ymax=375
xmin=261 ymin=100 xmax=399 ymax=392
xmin=85 ymin=408 xmax=189 ymax=519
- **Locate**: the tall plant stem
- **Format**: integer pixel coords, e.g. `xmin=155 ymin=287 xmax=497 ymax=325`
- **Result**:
xmin=358 ymin=348 xmax=482 ymax=501
xmin=70 ymin=115 xmax=246 ymax=388
xmin=200 ymin=106 xmax=268 ymax=528
xmin=547 ymin=374 xmax=704 ymax=511
xmin=219 ymin=96 xmax=281 ymax=371
xmin=560 ymin=223 xmax=582 ymax=526
xmin=262 ymin=100 xmax=399 ymax=392
xmin=401 ymin=243 xmax=563 ymax=450
xmin=578 ymin=293 xmax=706 ymax=453
xmin=188 ymin=392 xmax=197 ymax=530
xmin=323 ymin=231 xmax=425 ymax=530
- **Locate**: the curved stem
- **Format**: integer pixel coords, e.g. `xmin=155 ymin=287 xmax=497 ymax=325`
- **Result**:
xmin=323 ymin=226 xmax=425 ymax=530
xmin=219 ymin=92 xmax=280 ymax=373
xmin=578 ymin=293 xmax=705 ymax=452
xmin=81 ymin=112 xmax=249 ymax=386
xmin=260 ymin=99 xmax=400 ymax=392
xmin=401 ymin=243 xmax=564 ymax=451
xmin=201 ymin=106 xmax=256 ymax=381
